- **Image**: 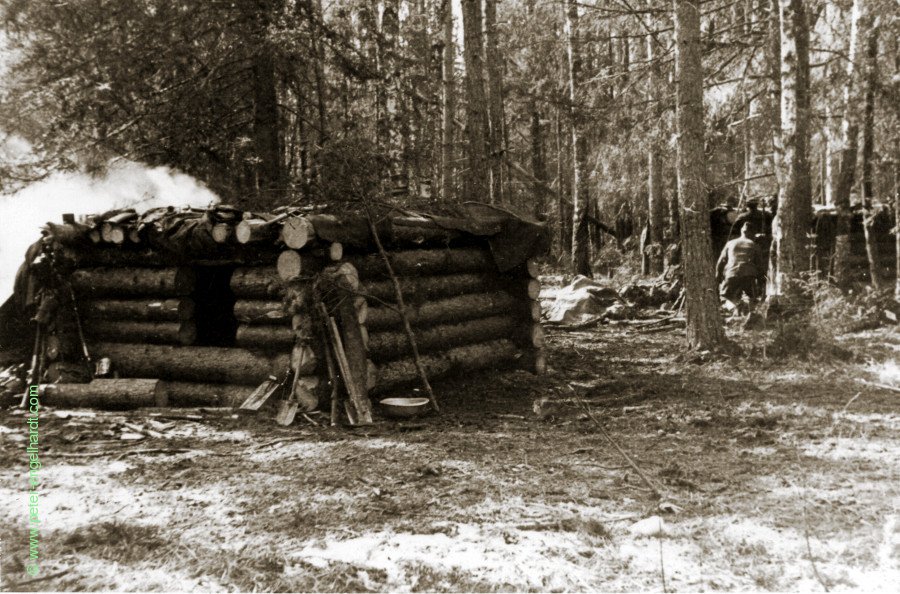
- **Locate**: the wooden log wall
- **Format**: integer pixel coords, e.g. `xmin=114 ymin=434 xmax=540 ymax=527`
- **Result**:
xmin=40 ymin=209 xmax=546 ymax=411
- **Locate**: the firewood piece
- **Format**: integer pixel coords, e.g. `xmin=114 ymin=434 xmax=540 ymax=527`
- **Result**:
xmin=368 ymin=316 xmax=520 ymax=361
xmin=372 ymin=339 xmax=520 ymax=393
xmin=276 ymin=251 xmax=324 ymax=281
xmin=233 ymin=300 xmax=289 ymax=324
xmin=280 ymin=217 xmax=317 ymax=249
xmin=87 ymin=320 xmax=197 ymax=345
xmin=290 ymin=344 xmax=318 ymax=375
xmin=292 ymin=375 xmax=321 ymax=412
xmin=236 ymin=219 xmax=278 ymax=244
xmin=100 ymin=223 xmax=126 ymax=244
xmin=240 ymin=378 xmax=282 ymax=410
xmin=366 ymin=291 xmax=524 ymax=330
xmin=235 ymin=325 xmax=295 ymax=349
xmin=328 ymin=242 xmax=343 ymax=261
xmin=323 ymin=312 xmax=373 ymax=425
xmin=41 ymin=379 xmax=167 ymax=409
xmin=361 ymin=273 xmax=502 ymax=303
xmin=81 ymin=298 xmax=194 ymax=322
xmin=211 ymin=223 xmax=234 ymax=243
xmin=91 ymin=343 xmax=290 ymax=385
xmin=163 ymin=381 xmax=254 ymax=407
xmin=71 ymin=267 xmax=195 ymax=297
xmin=229 ymin=266 xmax=284 ymax=299
xmin=346 ymin=247 xmax=496 ymax=279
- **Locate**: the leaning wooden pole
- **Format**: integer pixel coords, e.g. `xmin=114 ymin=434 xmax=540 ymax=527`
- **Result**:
xmin=362 ymin=201 xmax=439 ymax=413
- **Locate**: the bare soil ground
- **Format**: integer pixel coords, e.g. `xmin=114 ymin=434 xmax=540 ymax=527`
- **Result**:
xmin=1 ymin=320 xmax=898 ymax=592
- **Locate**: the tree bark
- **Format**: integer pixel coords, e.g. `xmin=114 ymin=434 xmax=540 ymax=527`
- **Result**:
xmin=234 ymin=325 xmax=295 ymax=349
xmin=565 ymin=0 xmax=592 ymax=276
xmin=91 ymin=342 xmax=290 ymax=385
xmin=230 ymin=266 xmax=285 ymax=299
xmin=833 ymin=0 xmax=873 ymax=287
xmin=484 ymin=0 xmax=505 ymax=204
xmin=372 ymin=338 xmax=520 ymax=393
xmin=440 ymin=0 xmax=457 ymax=202
xmin=71 ymin=267 xmax=195 ymax=297
xmin=462 ymin=0 xmax=491 ymax=201
xmin=368 ymin=315 xmax=520 ymax=361
xmin=861 ymin=25 xmax=881 ymax=289
xmin=646 ymin=29 xmax=665 ymax=275
xmin=87 ymin=320 xmax=197 ymax=346
xmin=41 ymin=379 xmax=167 ymax=409
xmin=252 ymin=47 xmax=283 ymax=199
xmin=81 ymin=298 xmax=194 ymax=322
xmin=769 ymin=0 xmax=812 ymax=298
xmin=233 ymin=300 xmax=290 ymax=324
xmin=366 ymin=290 xmax=524 ymax=330
xmin=347 ymin=247 xmax=496 ymax=279
xmin=674 ymin=0 xmax=726 ymax=350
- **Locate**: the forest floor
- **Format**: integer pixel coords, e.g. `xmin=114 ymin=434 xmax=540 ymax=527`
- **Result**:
xmin=0 ymin=293 xmax=898 ymax=592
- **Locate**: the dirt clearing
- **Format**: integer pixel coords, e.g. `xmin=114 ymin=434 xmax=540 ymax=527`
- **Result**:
xmin=1 ymin=324 xmax=898 ymax=592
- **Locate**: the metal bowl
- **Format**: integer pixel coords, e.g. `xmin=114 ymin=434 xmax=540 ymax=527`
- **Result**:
xmin=379 ymin=397 xmax=430 ymax=418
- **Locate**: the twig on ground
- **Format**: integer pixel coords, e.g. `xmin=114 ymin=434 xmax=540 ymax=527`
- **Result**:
xmin=253 ymin=436 xmax=307 ymax=450
xmin=568 ymin=385 xmax=664 ymax=498
xmin=7 ymin=568 xmax=70 ymax=588
xmin=858 ymin=380 xmax=900 ymax=393
xmin=56 ymin=447 xmax=189 ymax=459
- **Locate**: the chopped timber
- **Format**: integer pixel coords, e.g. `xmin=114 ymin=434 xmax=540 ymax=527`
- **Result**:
xmin=71 ymin=267 xmax=195 ymax=297
xmin=236 ymin=219 xmax=278 ymax=244
xmin=368 ymin=315 xmax=520 ymax=361
xmin=362 ymin=273 xmax=502 ymax=303
xmin=280 ymin=217 xmax=316 ymax=249
xmin=41 ymin=379 xmax=167 ymax=409
xmin=87 ymin=320 xmax=197 ymax=345
xmin=233 ymin=300 xmax=289 ymax=324
xmin=292 ymin=375 xmax=321 ymax=412
xmin=290 ymin=344 xmax=318 ymax=375
xmin=81 ymin=298 xmax=194 ymax=322
xmin=91 ymin=343 xmax=290 ymax=385
xmin=211 ymin=223 xmax=234 ymax=243
xmin=235 ymin=325 xmax=295 ymax=349
xmin=372 ymin=339 xmax=521 ymax=393
xmin=163 ymin=381 xmax=252 ymax=407
xmin=276 ymin=251 xmax=323 ymax=281
xmin=366 ymin=291 xmax=524 ymax=330
xmin=324 ymin=312 xmax=373 ymax=425
xmin=230 ymin=266 xmax=285 ymax=299
xmin=346 ymin=247 xmax=496 ymax=279
xmin=100 ymin=223 xmax=126 ymax=244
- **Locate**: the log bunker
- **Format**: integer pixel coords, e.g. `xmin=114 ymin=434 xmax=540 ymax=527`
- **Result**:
xmin=1 ymin=204 xmax=549 ymax=424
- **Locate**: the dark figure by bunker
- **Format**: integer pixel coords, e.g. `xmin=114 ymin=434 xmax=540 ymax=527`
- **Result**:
xmin=716 ymin=221 xmax=765 ymax=313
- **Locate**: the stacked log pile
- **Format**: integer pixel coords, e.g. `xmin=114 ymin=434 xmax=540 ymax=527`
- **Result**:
xmin=23 ymin=206 xmax=547 ymax=416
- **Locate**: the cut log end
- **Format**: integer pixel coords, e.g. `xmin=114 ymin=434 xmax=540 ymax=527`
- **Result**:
xmin=329 ymin=242 xmax=344 ymax=261
xmin=281 ymin=217 xmax=316 ymax=249
xmin=212 ymin=223 xmax=234 ymax=244
xmin=277 ymin=250 xmax=304 ymax=281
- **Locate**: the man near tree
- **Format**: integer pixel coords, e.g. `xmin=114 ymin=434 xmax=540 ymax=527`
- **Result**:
xmin=716 ymin=221 xmax=765 ymax=313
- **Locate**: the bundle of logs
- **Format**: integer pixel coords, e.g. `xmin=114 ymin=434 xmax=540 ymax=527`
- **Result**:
xmin=26 ymin=206 xmax=547 ymax=424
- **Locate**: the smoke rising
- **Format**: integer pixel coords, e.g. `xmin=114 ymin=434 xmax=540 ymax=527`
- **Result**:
xmin=0 ymin=160 xmax=220 ymax=300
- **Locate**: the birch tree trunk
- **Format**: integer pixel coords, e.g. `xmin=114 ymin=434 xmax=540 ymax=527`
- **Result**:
xmin=769 ymin=0 xmax=812 ymax=298
xmin=834 ymin=0 xmax=873 ymax=288
xmin=462 ymin=0 xmax=491 ymax=202
xmin=485 ymin=0 xmax=505 ymax=204
xmin=440 ymin=0 xmax=457 ymax=202
xmin=674 ymin=0 xmax=726 ymax=350
xmin=565 ymin=0 xmax=592 ymax=277
xmin=861 ymin=25 xmax=881 ymax=290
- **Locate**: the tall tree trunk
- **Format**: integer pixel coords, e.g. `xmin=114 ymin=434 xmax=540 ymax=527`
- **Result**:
xmin=379 ymin=0 xmax=404 ymax=193
xmin=646 ymin=30 xmax=665 ymax=275
xmin=484 ymin=0 xmax=505 ymax=204
xmin=767 ymin=0 xmax=783 ymax=196
xmin=530 ymin=109 xmax=548 ymax=219
xmin=674 ymin=0 xmax=725 ymax=350
xmin=769 ymin=0 xmax=811 ymax=298
xmin=253 ymin=48 xmax=282 ymax=202
xmin=565 ymin=0 xmax=591 ymax=277
xmin=440 ymin=0 xmax=457 ymax=202
xmin=555 ymin=106 xmax=572 ymax=255
xmin=861 ymin=25 xmax=881 ymax=290
xmin=833 ymin=0 xmax=873 ymax=287
xmin=462 ymin=0 xmax=490 ymax=202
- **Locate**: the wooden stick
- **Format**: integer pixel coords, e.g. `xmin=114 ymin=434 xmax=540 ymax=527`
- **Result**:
xmin=362 ymin=201 xmax=439 ymax=413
